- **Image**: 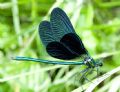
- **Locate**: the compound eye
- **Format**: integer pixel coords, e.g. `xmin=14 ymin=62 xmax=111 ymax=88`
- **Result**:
xmin=99 ymin=63 xmax=103 ymax=66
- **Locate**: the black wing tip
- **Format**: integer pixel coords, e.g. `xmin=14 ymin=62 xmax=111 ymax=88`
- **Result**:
xmin=53 ymin=7 xmax=62 ymax=10
xmin=52 ymin=7 xmax=63 ymax=13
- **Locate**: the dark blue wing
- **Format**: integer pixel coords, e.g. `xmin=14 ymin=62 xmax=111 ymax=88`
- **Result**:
xmin=39 ymin=8 xmax=76 ymax=46
xmin=46 ymin=42 xmax=78 ymax=60
xmin=46 ymin=33 xmax=88 ymax=60
xmin=39 ymin=21 xmax=55 ymax=46
xmin=60 ymin=33 xmax=88 ymax=55
xmin=50 ymin=7 xmax=75 ymax=41
xmin=39 ymin=8 xmax=88 ymax=60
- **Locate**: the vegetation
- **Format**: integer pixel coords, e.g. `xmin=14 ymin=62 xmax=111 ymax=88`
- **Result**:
xmin=0 ymin=0 xmax=120 ymax=92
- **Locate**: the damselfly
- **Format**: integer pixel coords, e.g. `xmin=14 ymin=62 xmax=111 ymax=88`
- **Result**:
xmin=12 ymin=7 xmax=102 ymax=77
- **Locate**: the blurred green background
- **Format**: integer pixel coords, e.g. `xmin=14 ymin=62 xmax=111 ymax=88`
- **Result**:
xmin=0 ymin=0 xmax=120 ymax=92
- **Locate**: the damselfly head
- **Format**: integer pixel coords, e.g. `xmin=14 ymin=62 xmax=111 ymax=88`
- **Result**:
xmin=95 ymin=59 xmax=103 ymax=67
